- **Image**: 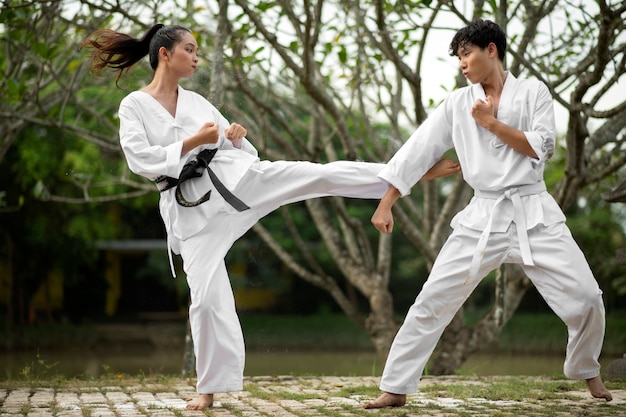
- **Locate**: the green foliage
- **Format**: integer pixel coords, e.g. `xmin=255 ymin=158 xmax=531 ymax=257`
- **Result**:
xmin=17 ymin=352 xmax=63 ymax=383
xmin=0 ymin=2 xmax=166 ymax=325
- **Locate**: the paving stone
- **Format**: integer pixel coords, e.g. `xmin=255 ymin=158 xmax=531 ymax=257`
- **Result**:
xmin=30 ymin=390 xmax=54 ymax=407
xmin=111 ymin=403 xmax=139 ymax=411
xmin=132 ymin=392 xmax=157 ymax=401
xmin=3 ymin=388 xmax=30 ymax=406
xmin=208 ymin=410 xmax=238 ymax=417
xmin=105 ymin=391 xmax=131 ymax=402
xmin=80 ymin=392 xmax=107 ymax=405
xmin=146 ymin=410 xmax=175 ymax=417
xmin=277 ymin=399 xmax=305 ymax=409
xmin=55 ymin=411 xmax=83 ymax=417
xmin=27 ymin=411 xmax=54 ymax=417
xmin=56 ymin=392 xmax=81 ymax=407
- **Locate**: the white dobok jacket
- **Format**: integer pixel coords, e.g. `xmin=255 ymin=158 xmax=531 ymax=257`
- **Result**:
xmin=118 ymin=85 xmax=259 ymax=253
xmin=378 ymin=72 xmax=566 ymax=235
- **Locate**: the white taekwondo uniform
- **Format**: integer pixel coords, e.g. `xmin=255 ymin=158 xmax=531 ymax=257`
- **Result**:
xmin=376 ymin=73 xmax=605 ymax=394
xmin=118 ymin=85 xmax=388 ymax=394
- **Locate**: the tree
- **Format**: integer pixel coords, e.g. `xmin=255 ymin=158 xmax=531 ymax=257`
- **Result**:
xmin=198 ymin=0 xmax=626 ymax=372
xmin=0 ymin=1 xmax=165 ymax=334
xmin=1 ymin=0 xmax=625 ymax=374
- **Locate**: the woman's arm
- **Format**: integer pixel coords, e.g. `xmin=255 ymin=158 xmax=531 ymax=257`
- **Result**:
xmin=181 ymin=122 xmax=219 ymax=156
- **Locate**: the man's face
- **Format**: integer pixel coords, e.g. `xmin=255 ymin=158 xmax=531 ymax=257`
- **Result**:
xmin=456 ymin=42 xmax=493 ymax=84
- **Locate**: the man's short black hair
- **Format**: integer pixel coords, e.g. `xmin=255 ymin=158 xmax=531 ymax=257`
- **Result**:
xmin=449 ymin=19 xmax=506 ymax=61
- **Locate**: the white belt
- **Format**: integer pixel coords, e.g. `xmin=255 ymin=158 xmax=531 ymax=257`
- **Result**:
xmin=466 ymin=181 xmax=546 ymax=283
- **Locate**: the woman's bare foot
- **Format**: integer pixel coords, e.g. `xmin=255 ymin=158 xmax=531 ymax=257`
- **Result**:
xmin=186 ymin=393 xmax=214 ymax=410
xmin=586 ymin=376 xmax=612 ymax=401
xmin=363 ymin=392 xmax=406 ymax=409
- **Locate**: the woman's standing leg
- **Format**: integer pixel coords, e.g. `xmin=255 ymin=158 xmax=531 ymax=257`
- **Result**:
xmin=180 ymin=211 xmax=259 ymax=408
xmin=179 ymin=160 xmax=385 ymax=408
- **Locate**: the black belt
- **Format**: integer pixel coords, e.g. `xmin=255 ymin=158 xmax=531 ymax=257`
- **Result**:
xmin=155 ymin=148 xmax=250 ymax=211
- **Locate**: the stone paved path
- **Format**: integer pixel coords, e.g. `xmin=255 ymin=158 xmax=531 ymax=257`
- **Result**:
xmin=1 ymin=375 xmax=625 ymax=417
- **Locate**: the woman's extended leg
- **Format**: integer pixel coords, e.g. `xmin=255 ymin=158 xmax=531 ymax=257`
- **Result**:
xmin=232 ymin=158 xmax=460 ymax=218
xmin=232 ymin=160 xmax=387 ymax=218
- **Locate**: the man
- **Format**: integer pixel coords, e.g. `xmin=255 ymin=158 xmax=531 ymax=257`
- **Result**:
xmin=365 ymin=19 xmax=612 ymax=409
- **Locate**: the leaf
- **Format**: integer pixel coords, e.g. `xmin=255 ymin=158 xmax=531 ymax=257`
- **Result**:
xmin=256 ymin=1 xmax=277 ymax=12
xmin=6 ymin=78 xmax=19 ymax=96
xmin=31 ymin=41 xmax=49 ymax=58
xmin=338 ymin=45 xmax=347 ymax=64
xmin=33 ymin=180 xmax=45 ymax=199
xmin=253 ymin=45 xmax=266 ymax=56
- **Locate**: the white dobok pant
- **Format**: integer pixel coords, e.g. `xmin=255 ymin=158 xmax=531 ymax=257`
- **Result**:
xmin=179 ymin=160 xmax=388 ymax=394
xmin=379 ymin=222 xmax=605 ymax=395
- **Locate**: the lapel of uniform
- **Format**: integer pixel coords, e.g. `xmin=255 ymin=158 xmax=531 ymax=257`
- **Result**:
xmin=497 ymin=72 xmax=516 ymax=123
xmin=173 ymin=85 xmax=199 ymax=140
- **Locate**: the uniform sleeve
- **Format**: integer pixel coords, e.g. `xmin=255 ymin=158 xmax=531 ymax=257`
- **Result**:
xmin=524 ymin=82 xmax=555 ymax=164
xmin=378 ymin=99 xmax=455 ymax=196
xmin=118 ymin=98 xmax=184 ymax=179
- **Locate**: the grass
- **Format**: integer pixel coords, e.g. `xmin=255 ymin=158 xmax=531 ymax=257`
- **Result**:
xmin=239 ymin=311 xmax=626 ymax=355
xmin=239 ymin=312 xmax=375 ymax=350
xmin=418 ymin=376 xmax=582 ymax=401
xmin=495 ymin=311 xmax=626 ymax=355
xmin=2 ymin=311 xmax=625 ymax=354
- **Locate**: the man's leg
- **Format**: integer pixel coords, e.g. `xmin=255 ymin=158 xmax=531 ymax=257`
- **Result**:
xmin=366 ymin=225 xmax=510 ymax=408
xmin=522 ymin=223 xmax=612 ymax=401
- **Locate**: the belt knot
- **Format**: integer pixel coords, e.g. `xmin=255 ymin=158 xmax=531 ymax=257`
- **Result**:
xmin=154 ymin=149 xmax=250 ymax=211
xmin=466 ymin=182 xmax=546 ymax=284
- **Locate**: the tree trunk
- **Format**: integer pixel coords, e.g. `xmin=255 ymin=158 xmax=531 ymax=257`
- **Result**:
xmin=1 ymin=228 xmax=13 ymax=350
xmin=365 ymin=288 xmax=399 ymax=359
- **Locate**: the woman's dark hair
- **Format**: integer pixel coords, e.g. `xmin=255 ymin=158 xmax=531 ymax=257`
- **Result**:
xmin=449 ymin=19 xmax=506 ymax=61
xmin=82 ymin=24 xmax=191 ymax=87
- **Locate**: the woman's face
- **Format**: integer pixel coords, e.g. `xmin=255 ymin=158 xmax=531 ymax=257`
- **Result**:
xmin=163 ymin=31 xmax=198 ymax=78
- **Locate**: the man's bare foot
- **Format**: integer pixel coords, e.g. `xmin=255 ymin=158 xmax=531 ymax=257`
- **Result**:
xmin=186 ymin=393 xmax=214 ymax=410
xmin=363 ymin=392 xmax=406 ymax=409
xmin=586 ymin=376 xmax=612 ymax=402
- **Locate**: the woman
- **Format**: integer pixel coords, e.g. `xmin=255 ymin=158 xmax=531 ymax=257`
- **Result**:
xmin=83 ymin=24 xmax=460 ymax=409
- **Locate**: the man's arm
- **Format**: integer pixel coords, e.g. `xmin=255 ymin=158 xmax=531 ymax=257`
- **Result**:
xmin=371 ymin=185 xmax=401 ymax=234
xmin=472 ymin=96 xmax=538 ymax=158
xmin=372 ymin=158 xmax=460 ymax=233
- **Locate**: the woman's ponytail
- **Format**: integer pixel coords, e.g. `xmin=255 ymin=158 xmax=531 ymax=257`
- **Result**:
xmin=82 ymin=23 xmax=184 ymax=87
